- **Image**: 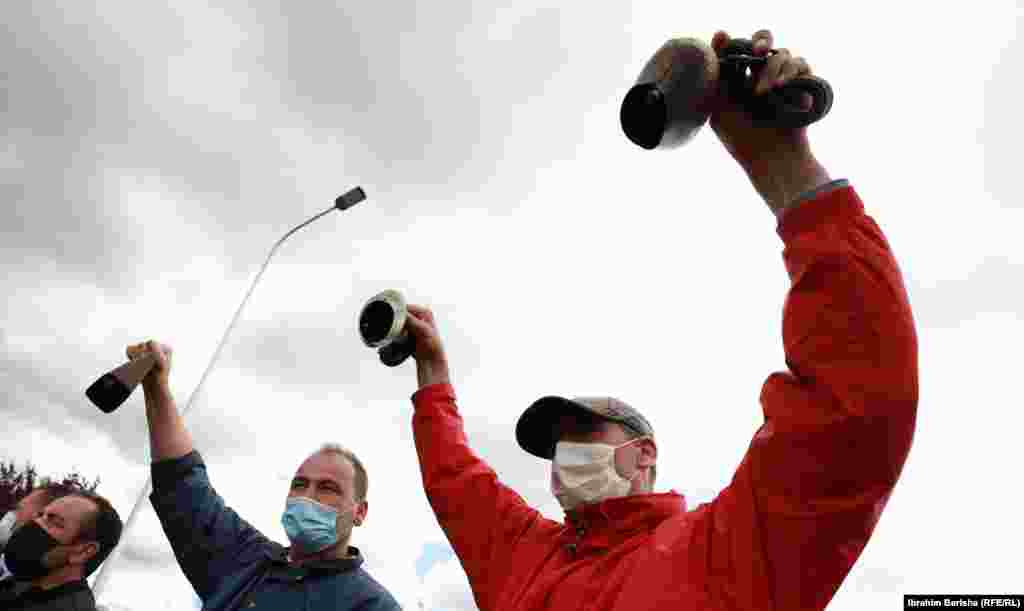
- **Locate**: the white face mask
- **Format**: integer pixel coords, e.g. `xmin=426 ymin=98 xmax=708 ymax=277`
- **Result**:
xmin=550 ymin=439 xmax=645 ymax=511
xmin=0 ymin=511 xmax=16 ymax=549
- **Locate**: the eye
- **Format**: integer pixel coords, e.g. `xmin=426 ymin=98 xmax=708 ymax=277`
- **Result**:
xmin=41 ymin=513 xmax=63 ymax=530
xmin=291 ymin=480 xmax=306 ymax=489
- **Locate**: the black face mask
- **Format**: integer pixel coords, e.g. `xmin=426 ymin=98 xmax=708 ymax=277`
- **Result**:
xmin=4 ymin=522 xmax=62 ymax=580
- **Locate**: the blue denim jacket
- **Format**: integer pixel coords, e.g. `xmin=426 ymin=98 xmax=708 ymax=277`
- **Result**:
xmin=149 ymin=451 xmax=400 ymax=611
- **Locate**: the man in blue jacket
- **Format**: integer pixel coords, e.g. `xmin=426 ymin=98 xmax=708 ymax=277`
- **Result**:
xmin=129 ymin=340 xmax=400 ymax=611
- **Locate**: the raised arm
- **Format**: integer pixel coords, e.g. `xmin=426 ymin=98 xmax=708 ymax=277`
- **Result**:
xmin=132 ymin=341 xmax=272 ymax=606
xmin=403 ymin=306 xmax=562 ymax=608
xmin=129 ymin=341 xmax=193 ymax=461
xmin=704 ymin=185 xmax=918 ymax=610
xmin=693 ymin=29 xmax=919 ymax=611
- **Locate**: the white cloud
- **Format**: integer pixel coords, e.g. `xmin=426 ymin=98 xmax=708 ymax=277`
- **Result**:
xmin=419 ymin=555 xmax=478 ymax=611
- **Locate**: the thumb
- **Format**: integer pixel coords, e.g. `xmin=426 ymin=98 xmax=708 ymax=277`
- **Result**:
xmin=404 ymin=310 xmax=433 ymax=341
xmin=145 ymin=340 xmax=172 ymax=371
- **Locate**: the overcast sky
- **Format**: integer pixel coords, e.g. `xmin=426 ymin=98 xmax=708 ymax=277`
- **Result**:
xmin=2 ymin=2 xmax=1021 ymax=610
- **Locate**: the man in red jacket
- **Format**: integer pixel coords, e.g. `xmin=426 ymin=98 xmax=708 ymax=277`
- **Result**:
xmin=401 ymin=28 xmax=919 ymax=611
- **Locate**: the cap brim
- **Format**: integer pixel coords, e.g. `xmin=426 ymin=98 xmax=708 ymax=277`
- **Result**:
xmin=516 ymin=396 xmax=595 ymax=460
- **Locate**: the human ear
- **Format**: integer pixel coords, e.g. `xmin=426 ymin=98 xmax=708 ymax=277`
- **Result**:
xmin=353 ymin=501 xmax=368 ymax=526
xmin=638 ymin=439 xmax=657 ymax=468
xmin=71 ymin=541 xmax=99 ymax=567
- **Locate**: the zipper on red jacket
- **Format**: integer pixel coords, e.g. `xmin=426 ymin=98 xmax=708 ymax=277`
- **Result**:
xmin=563 ymin=520 xmax=586 ymax=559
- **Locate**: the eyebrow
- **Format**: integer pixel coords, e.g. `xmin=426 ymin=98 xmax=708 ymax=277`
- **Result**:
xmin=44 ymin=510 xmax=66 ymax=528
xmin=292 ymin=476 xmax=343 ymax=490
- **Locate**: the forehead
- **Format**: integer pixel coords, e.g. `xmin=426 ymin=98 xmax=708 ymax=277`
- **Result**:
xmin=46 ymin=496 xmax=96 ymax=530
xmin=23 ymin=488 xmax=52 ymax=509
xmin=295 ymin=452 xmax=354 ymax=485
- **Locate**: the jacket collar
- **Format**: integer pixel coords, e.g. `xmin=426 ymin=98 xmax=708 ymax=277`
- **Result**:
xmin=0 ymin=577 xmax=92 ymax=605
xmin=265 ymin=543 xmax=365 ymax=573
xmin=563 ymin=491 xmax=686 ymax=547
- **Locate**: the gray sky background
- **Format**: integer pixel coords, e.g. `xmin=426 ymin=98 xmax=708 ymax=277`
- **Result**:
xmin=3 ymin=2 xmax=1021 ymax=610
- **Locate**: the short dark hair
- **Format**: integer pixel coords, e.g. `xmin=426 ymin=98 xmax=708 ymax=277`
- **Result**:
xmin=68 ymin=492 xmax=123 ymax=577
xmin=34 ymin=480 xmax=89 ymax=507
xmin=318 ymin=444 xmax=368 ymax=503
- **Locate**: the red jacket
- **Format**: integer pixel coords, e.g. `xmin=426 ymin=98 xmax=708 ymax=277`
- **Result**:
xmin=411 ymin=185 xmax=918 ymax=611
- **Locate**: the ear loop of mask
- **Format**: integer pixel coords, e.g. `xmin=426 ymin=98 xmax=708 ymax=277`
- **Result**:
xmin=616 ymin=436 xmax=651 ymax=481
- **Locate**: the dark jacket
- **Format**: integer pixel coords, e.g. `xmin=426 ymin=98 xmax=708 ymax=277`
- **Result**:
xmin=0 ymin=577 xmax=95 ymax=610
xmin=150 ymin=451 xmax=400 ymax=611
xmin=411 ymin=184 xmax=919 ymax=610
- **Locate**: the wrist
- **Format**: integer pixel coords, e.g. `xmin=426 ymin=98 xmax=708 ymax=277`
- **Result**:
xmin=745 ymin=148 xmax=831 ymax=215
xmin=416 ymin=357 xmax=451 ymax=389
xmin=142 ymin=379 xmax=172 ymax=403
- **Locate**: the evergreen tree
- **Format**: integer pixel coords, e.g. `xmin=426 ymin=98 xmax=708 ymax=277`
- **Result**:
xmin=0 ymin=460 xmax=100 ymax=512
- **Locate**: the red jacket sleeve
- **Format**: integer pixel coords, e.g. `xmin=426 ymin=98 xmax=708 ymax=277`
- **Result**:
xmin=411 ymin=384 xmax=562 ymax=607
xmin=706 ymin=186 xmax=919 ymax=610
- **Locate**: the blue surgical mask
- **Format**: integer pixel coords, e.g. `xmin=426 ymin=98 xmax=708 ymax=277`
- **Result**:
xmin=281 ymin=497 xmax=338 ymax=552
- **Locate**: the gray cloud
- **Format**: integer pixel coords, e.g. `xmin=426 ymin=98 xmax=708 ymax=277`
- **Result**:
xmin=982 ymin=15 xmax=1024 ymax=211
xmin=907 ymin=254 xmax=1024 ymax=328
xmin=1 ymin=0 xmax=560 ymax=477
xmin=219 ymin=303 xmax=483 ymax=385
xmin=1 ymin=3 xmax=265 ymax=292
xmin=244 ymin=3 xmax=581 ymax=193
xmin=2 ymin=2 xmax=631 ymax=298
xmin=1 ymin=3 xmax=139 ymax=284
xmin=115 ymin=538 xmax=179 ymax=570
xmin=0 ymin=328 xmax=152 ymax=468
xmin=844 ymin=564 xmax=907 ymax=594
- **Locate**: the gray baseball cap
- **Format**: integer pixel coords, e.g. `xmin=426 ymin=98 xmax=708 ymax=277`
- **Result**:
xmin=516 ymin=396 xmax=655 ymax=460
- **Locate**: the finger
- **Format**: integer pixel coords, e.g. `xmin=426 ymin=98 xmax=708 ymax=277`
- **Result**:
xmin=792 ymin=56 xmax=812 ymax=76
xmin=127 ymin=342 xmax=146 ymax=359
xmin=752 ymin=29 xmax=773 ymax=54
xmin=406 ymin=304 xmax=434 ymax=324
xmin=776 ymin=56 xmax=804 ymax=86
xmin=711 ymin=30 xmax=729 ymax=53
xmin=776 ymin=57 xmax=814 ymax=110
xmin=756 ymin=48 xmax=790 ymax=95
xmin=403 ymin=310 xmax=435 ymax=340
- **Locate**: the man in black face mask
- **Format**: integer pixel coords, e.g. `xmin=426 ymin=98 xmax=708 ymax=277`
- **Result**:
xmin=1 ymin=481 xmax=94 ymax=581
xmin=0 ymin=491 xmax=123 ymax=611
